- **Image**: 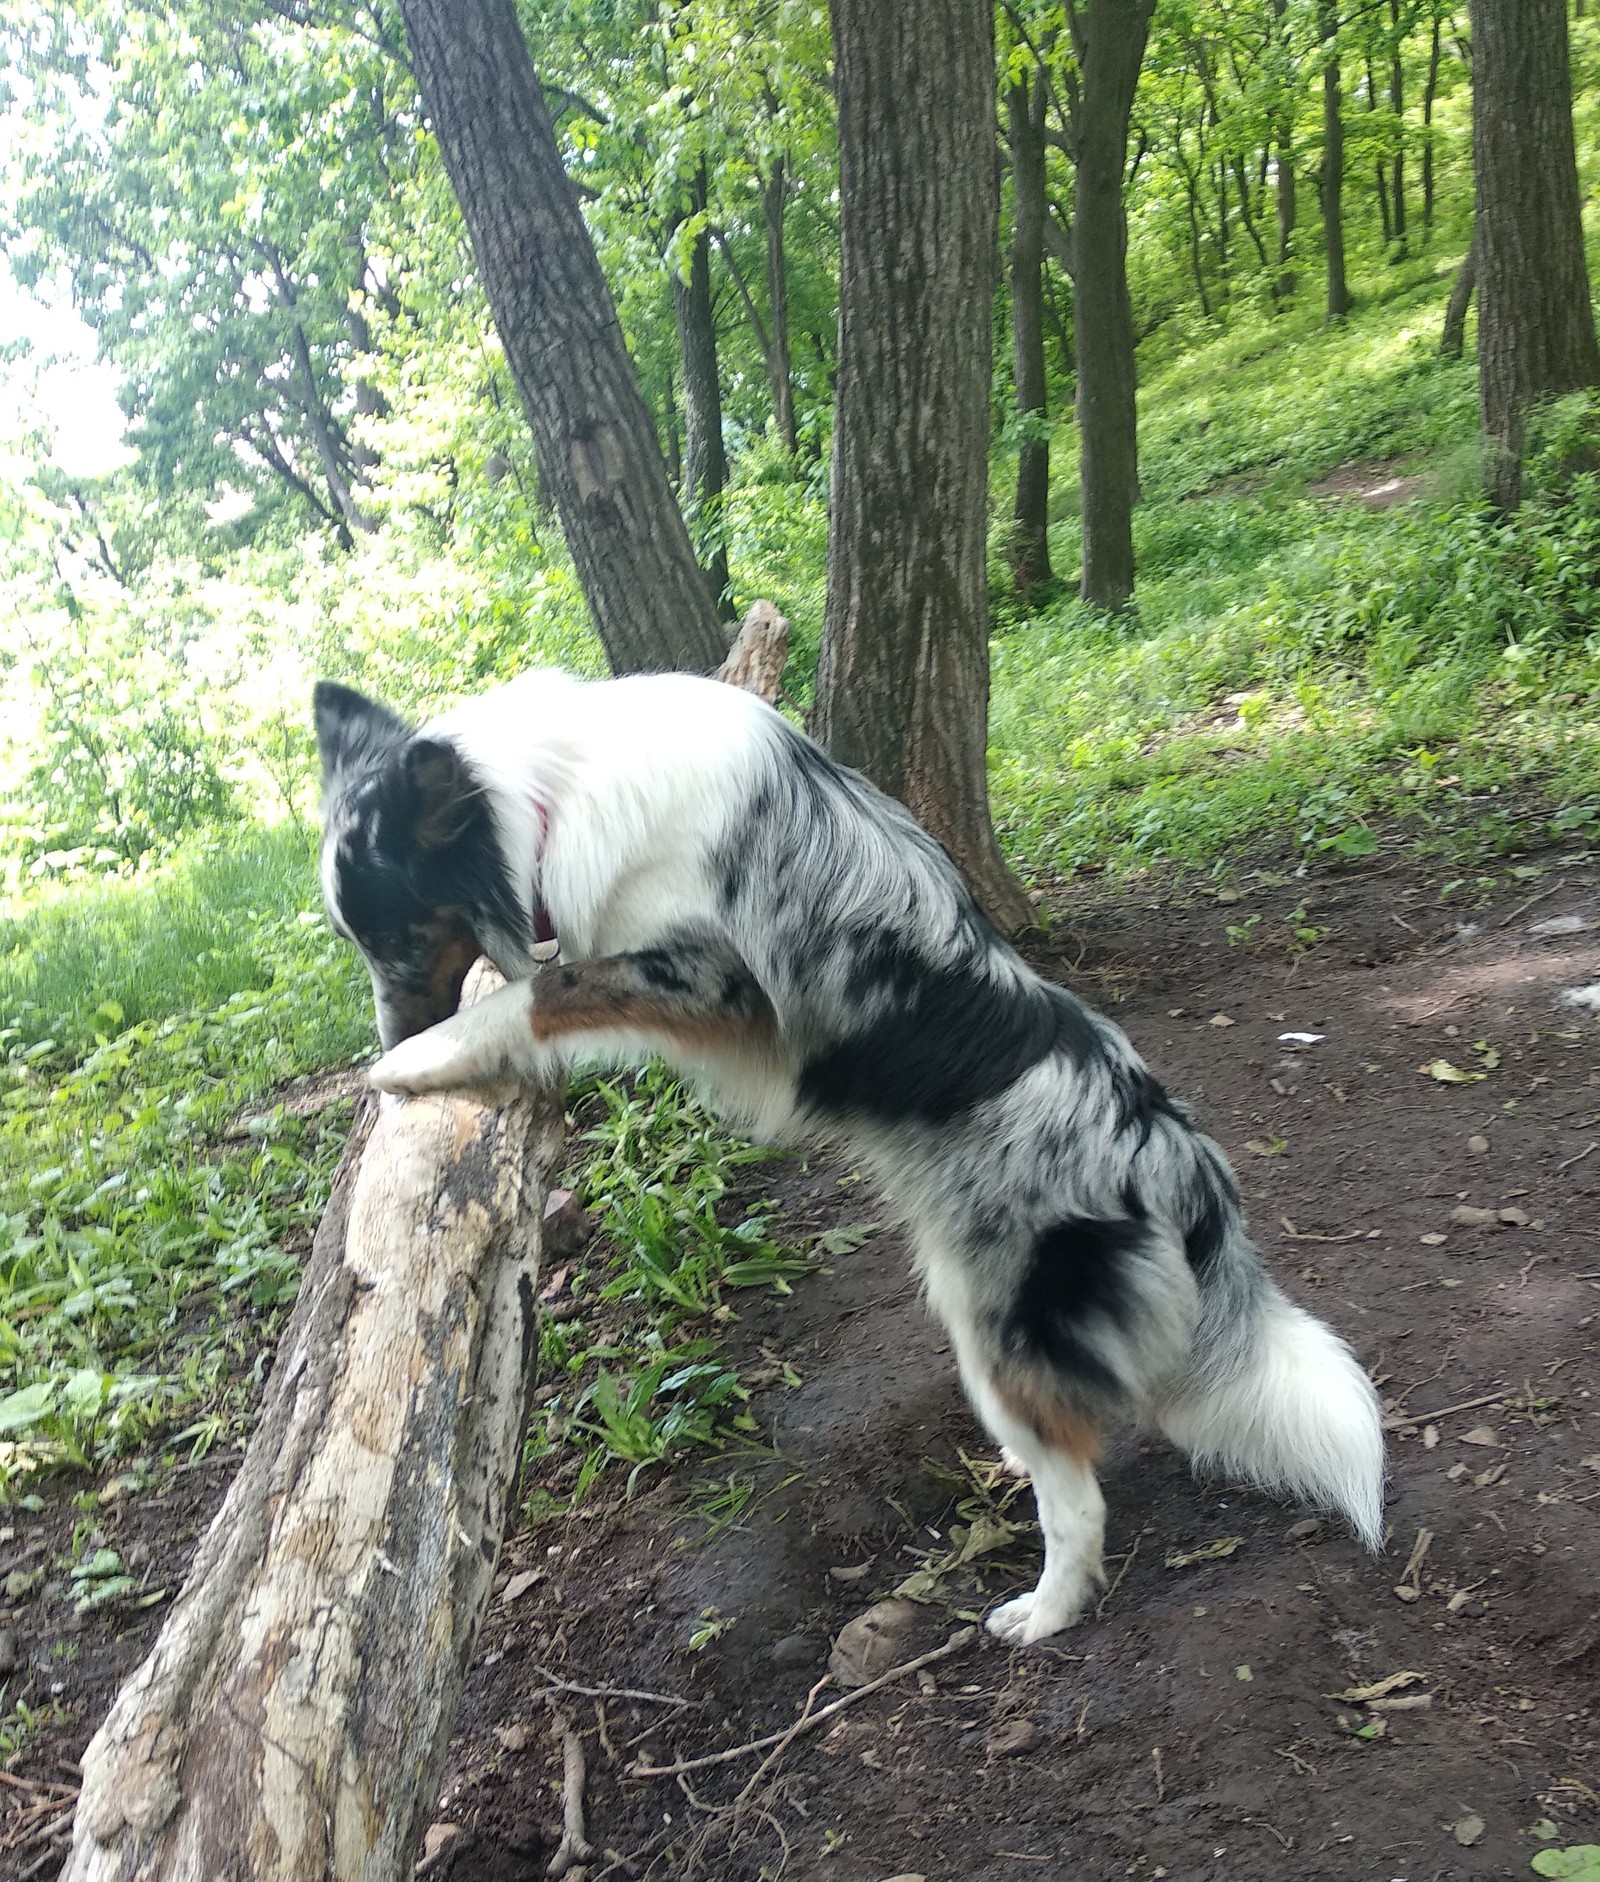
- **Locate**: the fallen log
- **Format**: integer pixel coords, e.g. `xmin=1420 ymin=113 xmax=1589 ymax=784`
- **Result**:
xmin=64 ymin=970 xmax=564 ymax=1882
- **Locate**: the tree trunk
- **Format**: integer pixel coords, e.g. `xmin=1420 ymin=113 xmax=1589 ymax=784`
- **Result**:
xmin=1320 ymin=0 xmax=1353 ymax=318
xmin=1421 ymin=9 xmax=1443 ymax=234
xmin=817 ymin=0 xmax=1032 ymax=934
xmin=673 ymin=160 xmax=736 ymax=621
xmin=1471 ymin=0 xmax=1600 ymax=507
xmin=1389 ymin=0 xmax=1407 ymax=252
xmin=1440 ymin=231 xmax=1476 ymax=358
xmin=1272 ymin=0 xmax=1297 ymax=299
xmin=397 ymin=0 xmax=727 ymax=675
xmin=1008 ymin=70 xmax=1054 ymax=595
xmin=762 ymin=155 xmax=799 ymax=457
xmin=64 ymin=1002 xmax=565 ymax=1881
xmin=1072 ymin=0 xmax=1154 ymax=614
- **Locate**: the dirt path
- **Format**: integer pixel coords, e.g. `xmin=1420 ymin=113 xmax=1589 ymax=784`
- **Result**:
xmin=6 ymin=839 xmax=1598 ymax=1881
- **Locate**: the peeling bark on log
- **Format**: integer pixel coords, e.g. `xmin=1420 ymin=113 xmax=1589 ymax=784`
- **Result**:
xmin=64 ymin=984 xmax=564 ymax=1882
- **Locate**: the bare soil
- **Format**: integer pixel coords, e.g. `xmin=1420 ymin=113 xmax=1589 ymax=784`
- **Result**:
xmin=6 ymin=837 xmax=1599 ymax=1882
xmin=1305 ymin=456 xmax=1439 ymax=507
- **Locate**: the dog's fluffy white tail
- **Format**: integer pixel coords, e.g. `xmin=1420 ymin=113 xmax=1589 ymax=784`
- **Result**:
xmin=1158 ymin=1283 xmax=1385 ymax=1550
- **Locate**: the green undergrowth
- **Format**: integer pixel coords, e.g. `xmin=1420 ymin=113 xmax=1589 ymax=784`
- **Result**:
xmin=988 ymin=275 xmax=1600 ymax=882
xmin=521 ymin=1062 xmax=841 ymax=1517
xmin=0 ymin=827 xmax=370 ymax=1486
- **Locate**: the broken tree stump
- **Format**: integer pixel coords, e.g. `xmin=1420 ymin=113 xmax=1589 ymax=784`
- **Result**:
xmin=713 ymin=598 xmax=790 ymax=705
xmin=64 ymin=971 xmax=564 ymax=1882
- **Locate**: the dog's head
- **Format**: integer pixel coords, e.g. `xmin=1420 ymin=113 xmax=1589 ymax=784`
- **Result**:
xmin=313 ymin=680 xmax=523 ymax=1048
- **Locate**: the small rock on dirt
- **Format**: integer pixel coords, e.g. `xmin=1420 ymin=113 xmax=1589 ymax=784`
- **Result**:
xmin=423 ymin=1822 xmax=461 ymax=1861
xmin=829 ymin=1599 xmax=918 ymax=1689
xmin=986 ymin=1717 xmax=1042 ymax=1758
xmin=1449 ymin=1205 xmax=1500 ymax=1228
xmin=1452 ymin=1812 xmax=1486 ymax=1846
xmin=495 ymin=1721 xmax=535 ymax=1753
xmin=1287 ymin=1518 xmax=1323 ymax=1541
xmin=1466 ymin=1134 xmax=1490 ymax=1155
xmin=769 ymin=1632 xmax=823 ymax=1669
xmin=541 ymin=1188 xmax=598 ymax=1261
xmin=1459 ymin=1426 xmax=1501 ymax=1447
xmin=1208 ymin=1013 xmax=1236 ymax=1028
xmin=1498 ymin=1205 xmax=1531 ymax=1226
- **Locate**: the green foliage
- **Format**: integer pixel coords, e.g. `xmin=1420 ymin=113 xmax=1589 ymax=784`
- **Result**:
xmin=0 ymin=828 xmax=368 ymax=1486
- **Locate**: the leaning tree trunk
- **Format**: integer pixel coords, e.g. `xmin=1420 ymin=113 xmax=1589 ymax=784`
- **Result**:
xmin=817 ymin=0 xmax=1032 ymax=934
xmin=1008 ymin=70 xmax=1054 ymax=595
xmin=64 ymin=1005 xmax=564 ymax=1881
xmin=1072 ymin=0 xmax=1155 ymax=615
xmin=672 ymin=161 xmax=736 ymax=623
xmin=1470 ymin=0 xmax=1600 ymax=508
xmin=1320 ymin=0 xmax=1353 ymax=319
xmin=1440 ymin=231 xmax=1476 ymax=359
xmin=397 ymin=0 xmax=727 ymax=675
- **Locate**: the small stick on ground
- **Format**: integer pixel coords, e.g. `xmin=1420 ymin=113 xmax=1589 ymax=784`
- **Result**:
xmin=1096 ymin=1532 xmax=1142 ymax=1619
xmin=547 ymin=1700 xmax=596 ymax=1880
xmin=531 ymin=1665 xmax=692 ymax=1709
xmin=1557 ymin=1140 xmax=1598 ymax=1175
xmin=628 ymin=1627 xmax=977 ymax=1780
xmin=1384 ymin=1388 xmax=1507 ymax=1431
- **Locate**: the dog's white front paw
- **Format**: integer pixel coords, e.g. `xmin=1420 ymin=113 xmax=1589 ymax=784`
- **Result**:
xmin=985 ymin=1576 xmax=1094 ymax=1645
xmin=370 ymin=1020 xmax=495 ymax=1095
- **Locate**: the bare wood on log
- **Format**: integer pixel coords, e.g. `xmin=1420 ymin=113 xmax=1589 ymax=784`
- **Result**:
xmin=63 ymin=966 xmax=564 ymax=1882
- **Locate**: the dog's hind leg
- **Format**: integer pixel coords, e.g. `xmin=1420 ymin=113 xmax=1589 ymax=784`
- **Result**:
xmin=370 ymin=928 xmax=777 ymax=1096
xmin=959 ymin=1357 xmax=1107 ymax=1645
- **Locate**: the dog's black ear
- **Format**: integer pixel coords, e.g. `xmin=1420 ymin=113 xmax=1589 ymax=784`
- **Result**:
xmin=398 ymin=738 xmax=477 ymax=850
xmin=313 ymin=680 xmax=411 ymax=784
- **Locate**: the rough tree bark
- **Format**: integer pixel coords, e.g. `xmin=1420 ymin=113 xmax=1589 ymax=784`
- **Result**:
xmin=1320 ymin=0 xmax=1353 ymax=319
xmin=672 ymin=160 xmax=736 ymax=622
xmin=1071 ymin=0 xmax=1156 ymax=614
xmin=63 ymin=1002 xmax=564 ymax=1882
xmin=1470 ymin=0 xmax=1600 ymax=508
xmin=1008 ymin=69 xmax=1054 ymax=595
xmin=1388 ymin=0 xmax=1407 ymax=254
xmin=397 ymin=0 xmax=727 ymax=675
xmin=817 ymin=0 xmax=1032 ymax=934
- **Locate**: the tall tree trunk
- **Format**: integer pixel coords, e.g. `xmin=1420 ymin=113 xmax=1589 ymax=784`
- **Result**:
xmin=1008 ymin=70 xmax=1053 ymax=594
xmin=1272 ymin=0 xmax=1297 ymax=298
xmin=396 ymin=0 xmax=727 ymax=674
xmin=1421 ymin=8 xmax=1443 ymax=234
xmin=1440 ymin=230 xmax=1476 ymax=358
xmin=1389 ymin=0 xmax=1407 ymax=252
xmin=672 ymin=160 xmax=736 ymax=622
xmin=817 ymin=0 xmax=1031 ymax=933
xmin=1470 ymin=0 xmax=1600 ymax=507
xmin=1367 ymin=51 xmax=1393 ymax=247
xmin=762 ymin=153 xmax=799 ymax=457
xmin=1073 ymin=0 xmax=1155 ymax=613
xmin=1320 ymin=0 xmax=1353 ymax=318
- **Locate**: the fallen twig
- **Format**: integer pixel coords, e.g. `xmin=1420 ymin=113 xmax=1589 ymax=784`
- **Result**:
xmin=628 ymin=1626 xmax=977 ymax=1779
xmin=1383 ymin=1388 xmax=1507 ymax=1432
xmin=532 ymin=1664 xmax=692 ymax=1709
xmin=1497 ymin=882 xmax=1563 ymax=929
xmin=547 ymin=1700 xmax=596 ymax=1880
xmin=1096 ymin=1532 xmax=1142 ymax=1619
xmin=1557 ymin=1140 xmax=1598 ymax=1176
xmin=733 ymin=1673 xmax=830 ymax=1805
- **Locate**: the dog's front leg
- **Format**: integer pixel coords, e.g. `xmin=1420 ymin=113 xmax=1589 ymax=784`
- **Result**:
xmin=370 ymin=931 xmax=776 ymax=1097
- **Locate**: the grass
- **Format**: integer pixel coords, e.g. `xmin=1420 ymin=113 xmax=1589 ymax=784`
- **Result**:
xmin=985 ymin=260 xmax=1600 ymax=882
xmin=0 ymin=826 xmax=370 ymax=1484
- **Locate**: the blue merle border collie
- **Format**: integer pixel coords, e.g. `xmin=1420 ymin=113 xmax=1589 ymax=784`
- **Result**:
xmin=315 ymin=668 xmax=1384 ymax=1644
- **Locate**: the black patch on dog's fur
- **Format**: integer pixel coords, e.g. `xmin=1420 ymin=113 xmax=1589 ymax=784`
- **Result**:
xmin=798 ymin=956 xmax=1101 ymax=1124
xmin=1112 ymin=1062 xmax=1179 ymax=1148
xmin=1182 ymin=1145 xmax=1239 ymax=1278
xmin=1001 ymin=1213 xmax=1148 ymax=1399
